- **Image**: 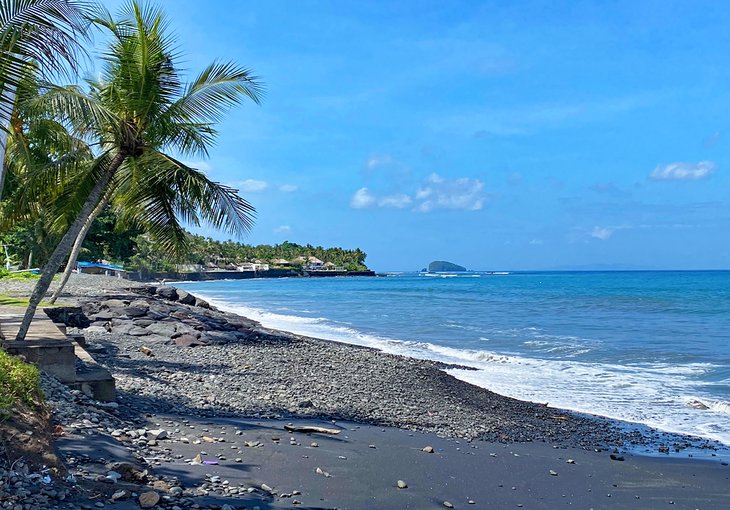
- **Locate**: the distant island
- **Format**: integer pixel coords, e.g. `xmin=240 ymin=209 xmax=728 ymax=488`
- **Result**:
xmin=426 ymin=260 xmax=467 ymax=272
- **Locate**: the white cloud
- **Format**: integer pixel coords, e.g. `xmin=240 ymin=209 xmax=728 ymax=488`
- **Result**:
xmin=366 ymin=153 xmax=394 ymax=169
xmin=529 ymin=239 xmax=543 ymax=245
xmin=237 ymin=179 xmax=269 ymax=192
xmin=650 ymin=161 xmax=716 ymax=181
xmin=590 ymin=226 xmax=614 ymax=241
xmin=378 ymin=194 xmax=412 ymax=208
xmin=279 ymin=184 xmax=298 ymax=192
xmin=350 ymin=173 xmax=485 ymax=212
xmin=350 ymin=187 xmax=376 ymax=209
xmin=415 ymin=173 xmax=485 ymax=212
xmin=274 ymin=225 xmax=291 ymax=234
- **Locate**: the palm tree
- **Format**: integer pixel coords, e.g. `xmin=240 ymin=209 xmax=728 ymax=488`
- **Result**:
xmin=14 ymin=1 xmax=262 ymax=341
xmin=48 ymin=156 xmax=256 ymax=303
xmin=0 ymin=0 xmax=93 ymax=198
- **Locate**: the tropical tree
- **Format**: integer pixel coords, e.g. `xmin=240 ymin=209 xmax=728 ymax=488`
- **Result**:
xmin=0 ymin=0 xmax=93 ymax=198
xmin=15 ymin=1 xmax=262 ymax=341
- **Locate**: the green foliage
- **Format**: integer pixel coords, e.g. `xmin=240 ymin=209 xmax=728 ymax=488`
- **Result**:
xmin=0 ymin=268 xmax=39 ymax=279
xmin=0 ymin=349 xmax=42 ymax=412
xmin=80 ymin=207 xmax=142 ymax=263
xmin=125 ymin=234 xmax=369 ymax=272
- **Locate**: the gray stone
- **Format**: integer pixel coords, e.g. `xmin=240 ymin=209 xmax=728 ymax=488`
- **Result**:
xmin=175 ymin=334 xmax=207 ymax=348
xmin=195 ymin=298 xmax=211 ymax=309
xmin=85 ymin=326 xmax=108 ymax=334
xmin=156 ymin=286 xmax=179 ymax=301
xmin=123 ymin=306 xmax=147 ymax=317
xmin=91 ymin=311 xmax=116 ymax=321
xmin=138 ymin=491 xmax=160 ymax=508
xmin=129 ymin=299 xmax=150 ymax=309
xmin=176 ymin=289 xmax=196 ymax=305
xmin=146 ymin=323 xmax=177 ymax=337
xmin=127 ymin=326 xmax=150 ymax=336
xmin=101 ymin=299 xmax=128 ymax=309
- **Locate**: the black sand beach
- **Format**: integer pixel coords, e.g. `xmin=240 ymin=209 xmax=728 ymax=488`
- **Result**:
xmin=1 ymin=274 xmax=729 ymax=509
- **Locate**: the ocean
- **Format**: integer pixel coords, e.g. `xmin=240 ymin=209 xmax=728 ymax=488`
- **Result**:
xmin=176 ymin=271 xmax=730 ymax=446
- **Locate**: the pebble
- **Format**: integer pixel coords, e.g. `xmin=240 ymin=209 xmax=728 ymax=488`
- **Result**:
xmin=397 ymin=480 xmax=408 ymax=489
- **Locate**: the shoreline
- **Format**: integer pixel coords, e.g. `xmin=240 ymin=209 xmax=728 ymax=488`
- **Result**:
xmin=2 ymin=273 xmax=730 ymax=508
xmin=174 ymin=282 xmax=730 ymax=456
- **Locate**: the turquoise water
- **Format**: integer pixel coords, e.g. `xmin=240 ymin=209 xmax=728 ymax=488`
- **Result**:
xmin=177 ymin=271 xmax=730 ymax=445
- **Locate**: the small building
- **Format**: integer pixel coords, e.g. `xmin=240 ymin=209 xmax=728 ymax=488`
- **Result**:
xmin=76 ymin=261 xmax=128 ymax=278
xmin=271 ymin=258 xmax=291 ymax=266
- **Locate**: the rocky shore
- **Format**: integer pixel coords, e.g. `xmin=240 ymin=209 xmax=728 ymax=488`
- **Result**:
xmin=1 ymin=274 xmax=728 ymax=509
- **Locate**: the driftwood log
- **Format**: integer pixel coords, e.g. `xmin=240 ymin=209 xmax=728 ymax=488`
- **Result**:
xmin=283 ymin=425 xmax=341 ymax=435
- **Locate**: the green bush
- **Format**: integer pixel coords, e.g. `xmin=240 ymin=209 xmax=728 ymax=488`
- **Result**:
xmin=0 ymin=350 xmax=42 ymax=412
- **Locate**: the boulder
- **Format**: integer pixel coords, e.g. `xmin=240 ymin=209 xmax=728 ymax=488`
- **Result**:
xmin=101 ymin=298 xmax=128 ymax=309
xmin=176 ymin=289 xmax=196 ymax=305
xmin=129 ymin=299 xmax=150 ymax=309
xmin=146 ymin=323 xmax=177 ymax=338
xmin=195 ymin=298 xmax=211 ymax=309
xmin=174 ymin=334 xmax=207 ymax=348
xmin=90 ymin=311 xmax=116 ymax=321
xmin=123 ymin=306 xmax=147 ymax=317
xmin=155 ymin=286 xmax=178 ymax=301
xmin=127 ymin=326 xmax=150 ymax=336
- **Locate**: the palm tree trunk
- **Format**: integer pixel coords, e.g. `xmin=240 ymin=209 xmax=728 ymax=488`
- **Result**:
xmin=48 ymin=189 xmax=113 ymax=304
xmin=14 ymin=151 xmax=127 ymax=342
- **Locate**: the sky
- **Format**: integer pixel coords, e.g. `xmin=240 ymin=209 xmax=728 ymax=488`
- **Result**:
xmin=98 ymin=0 xmax=730 ymax=271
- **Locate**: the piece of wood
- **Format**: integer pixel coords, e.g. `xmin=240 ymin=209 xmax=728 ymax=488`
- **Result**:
xmin=283 ymin=425 xmax=340 ymax=435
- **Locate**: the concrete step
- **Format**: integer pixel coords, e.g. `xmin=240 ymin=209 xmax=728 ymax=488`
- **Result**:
xmin=0 ymin=305 xmax=116 ymax=401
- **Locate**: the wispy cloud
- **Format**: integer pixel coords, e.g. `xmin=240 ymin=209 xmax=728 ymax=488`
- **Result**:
xmin=350 ymin=187 xmax=377 ymax=209
xmin=274 ymin=225 xmax=291 ymax=234
xmin=415 ymin=173 xmax=485 ymax=212
xmin=378 ymin=194 xmax=412 ymax=208
xmin=529 ymin=239 xmax=543 ymax=245
xmin=350 ymin=173 xmax=485 ymax=212
xmin=279 ymin=184 xmax=298 ymax=192
xmin=650 ymin=161 xmax=716 ymax=181
xmin=366 ymin=153 xmax=394 ymax=170
xmin=236 ymin=179 xmax=269 ymax=192
xmin=590 ymin=226 xmax=614 ymax=241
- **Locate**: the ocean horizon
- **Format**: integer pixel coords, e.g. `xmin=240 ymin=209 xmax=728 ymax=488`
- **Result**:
xmin=176 ymin=270 xmax=730 ymax=447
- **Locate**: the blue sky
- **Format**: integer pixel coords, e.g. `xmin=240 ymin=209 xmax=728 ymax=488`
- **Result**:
xmin=100 ymin=0 xmax=730 ymax=270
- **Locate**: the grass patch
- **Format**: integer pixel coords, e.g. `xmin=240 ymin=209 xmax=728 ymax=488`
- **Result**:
xmin=0 ymin=269 xmax=40 ymax=280
xmin=0 ymin=349 xmax=42 ymax=413
xmin=0 ymin=295 xmax=55 ymax=307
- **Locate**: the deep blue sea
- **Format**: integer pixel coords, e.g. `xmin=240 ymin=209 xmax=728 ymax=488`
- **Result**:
xmin=177 ymin=271 xmax=730 ymax=445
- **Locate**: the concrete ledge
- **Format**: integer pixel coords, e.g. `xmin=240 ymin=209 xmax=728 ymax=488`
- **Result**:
xmin=2 ymin=341 xmax=77 ymax=383
xmin=71 ymin=342 xmax=116 ymax=402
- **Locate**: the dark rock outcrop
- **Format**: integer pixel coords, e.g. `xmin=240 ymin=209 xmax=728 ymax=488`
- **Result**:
xmin=427 ymin=260 xmax=467 ymax=272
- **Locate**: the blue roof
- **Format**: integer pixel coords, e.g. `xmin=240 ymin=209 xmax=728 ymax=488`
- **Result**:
xmin=77 ymin=261 xmax=125 ymax=270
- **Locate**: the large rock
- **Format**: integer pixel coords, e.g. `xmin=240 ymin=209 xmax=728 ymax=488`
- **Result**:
xmin=176 ymin=289 xmax=196 ymax=305
xmin=123 ymin=306 xmax=148 ymax=317
xmin=155 ymin=286 xmax=178 ymax=301
xmin=146 ymin=322 xmax=177 ymax=338
xmin=195 ymin=298 xmax=211 ymax=309
xmin=101 ymin=298 xmax=128 ymax=309
xmin=174 ymin=334 xmax=207 ymax=348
